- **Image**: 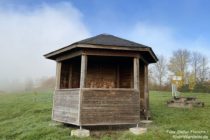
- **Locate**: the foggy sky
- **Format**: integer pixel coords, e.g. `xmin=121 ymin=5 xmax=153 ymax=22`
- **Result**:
xmin=1 ymin=1 xmax=210 ymax=91
xmin=0 ymin=2 xmax=90 ymax=91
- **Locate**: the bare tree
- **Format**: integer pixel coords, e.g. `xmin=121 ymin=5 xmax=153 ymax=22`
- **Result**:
xmin=198 ymin=56 xmax=209 ymax=82
xmin=152 ymin=55 xmax=167 ymax=88
xmin=38 ymin=76 xmax=55 ymax=90
xmin=168 ymin=49 xmax=191 ymax=83
xmin=191 ymin=52 xmax=202 ymax=82
xmin=148 ymin=65 xmax=155 ymax=86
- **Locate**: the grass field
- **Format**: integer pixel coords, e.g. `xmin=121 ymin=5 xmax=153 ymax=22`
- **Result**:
xmin=0 ymin=91 xmax=209 ymax=140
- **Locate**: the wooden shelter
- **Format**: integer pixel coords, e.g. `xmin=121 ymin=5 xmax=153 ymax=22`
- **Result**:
xmin=44 ymin=34 xmax=158 ymax=126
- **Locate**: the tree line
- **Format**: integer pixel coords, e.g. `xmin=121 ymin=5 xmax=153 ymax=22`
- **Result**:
xmin=149 ymin=49 xmax=210 ymax=93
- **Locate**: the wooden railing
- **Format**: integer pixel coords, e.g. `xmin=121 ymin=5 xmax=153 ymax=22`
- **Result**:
xmin=80 ymin=88 xmax=140 ymax=125
xmin=52 ymin=89 xmax=80 ymax=125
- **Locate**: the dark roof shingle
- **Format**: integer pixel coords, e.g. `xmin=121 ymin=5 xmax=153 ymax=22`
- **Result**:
xmin=73 ymin=34 xmax=148 ymax=48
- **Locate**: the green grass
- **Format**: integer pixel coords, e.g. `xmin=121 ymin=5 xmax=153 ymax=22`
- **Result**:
xmin=0 ymin=91 xmax=209 ymax=140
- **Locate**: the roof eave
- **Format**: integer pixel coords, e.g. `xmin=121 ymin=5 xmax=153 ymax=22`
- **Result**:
xmin=44 ymin=43 xmax=158 ymax=63
xmin=146 ymin=47 xmax=159 ymax=62
xmin=44 ymin=44 xmax=77 ymax=59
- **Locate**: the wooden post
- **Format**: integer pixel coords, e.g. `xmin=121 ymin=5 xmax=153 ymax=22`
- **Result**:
xmin=134 ymin=57 xmax=140 ymax=124
xmin=133 ymin=58 xmax=140 ymax=90
xmin=144 ymin=64 xmax=149 ymax=113
xmin=68 ymin=64 xmax=72 ymax=88
xmin=116 ymin=64 xmax=120 ymax=88
xmin=78 ymin=54 xmax=87 ymax=127
xmin=80 ymin=54 xmax=87 ymax=88
xmin=55 ymin=62 xmax=61 ymax=89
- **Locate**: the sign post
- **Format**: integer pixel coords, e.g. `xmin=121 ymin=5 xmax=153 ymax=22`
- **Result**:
xmin=171 ymin=76 xmax=182 ymax=97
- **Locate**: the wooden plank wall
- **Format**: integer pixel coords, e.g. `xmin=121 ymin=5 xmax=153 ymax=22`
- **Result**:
xmin=119 ymin=61 xmax=133 ymax=88
xmin=80 ymin=89 xmax=140 ymax=125
xmin=52 ymin=89 xmax=80 ymax=125
xmin=71 ymin=61 xmax=81 ymax=88
xmin=60 ymin=57 xmax=81 ymax=89
xmin=86 ymin=60 xmax=116 ymax=88
xmin=60 ymin=63 xmax=70 ymax=89
xmin=86 ymin=56 xmax=133 ymax=88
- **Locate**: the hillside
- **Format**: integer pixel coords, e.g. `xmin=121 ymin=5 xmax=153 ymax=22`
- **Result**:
xmin=0 ymin=91 xmax=209 ymax=140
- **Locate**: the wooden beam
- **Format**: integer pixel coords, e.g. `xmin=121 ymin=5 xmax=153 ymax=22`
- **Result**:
xmin=77 ymin=44 xmax=147 ymax=52
xmin=84 ymin=49 xmax=140 ymax=58
xmin=44 ymin=44 xmax=78 ymax=58
xmin=80 ymin=54 xmax=87 ymax=88
xmin=133 ymin=58 xmax=140 ymax=90
xmin=55 ymin=62 xmax=62 ymax=89
xmin=56 ymin=50 xmax=82 ymax=62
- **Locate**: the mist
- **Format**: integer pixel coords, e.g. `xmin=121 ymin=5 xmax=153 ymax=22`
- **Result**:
xmin=0 ymin=2 xmax=90 ymax=91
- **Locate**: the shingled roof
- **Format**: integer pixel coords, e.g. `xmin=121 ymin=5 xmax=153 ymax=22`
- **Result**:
xmin=44 ymin=34 xmax=158 ymax=62
xmin=73 ymin=34 xmax=148 ymax=48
